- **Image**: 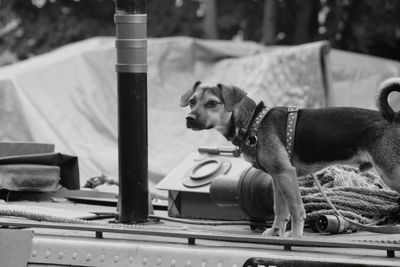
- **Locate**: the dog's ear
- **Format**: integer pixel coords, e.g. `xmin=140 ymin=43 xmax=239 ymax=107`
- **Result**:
xmin=180 ymin=81 xmax=202 ymax=107
xmin=218 ymin=83 xmax=247 ymax=112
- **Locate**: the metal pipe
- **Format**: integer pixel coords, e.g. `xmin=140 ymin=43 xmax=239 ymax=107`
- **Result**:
xmin=115 ymin=0 xmax=148 ymax=223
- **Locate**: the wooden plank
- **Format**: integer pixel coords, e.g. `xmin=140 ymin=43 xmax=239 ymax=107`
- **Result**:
xmin=0 ymin=142 xmax=54 ymax=157
xmin=0 ymin=164 xmax=60 ymax=191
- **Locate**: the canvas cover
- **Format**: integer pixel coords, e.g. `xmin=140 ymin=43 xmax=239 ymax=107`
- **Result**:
xmin=0 ymin=37 xmax=399 ymax=194
xmin=328 ymin=49 xmax=400 ymax=109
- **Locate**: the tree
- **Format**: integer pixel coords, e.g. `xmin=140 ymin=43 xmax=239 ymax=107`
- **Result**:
xmin=1 ymin=0 xmax=400 ymax=64
xmin=0 ymin=0 xmax=115 ymax=62
xmin=203 ymin=0 xmax=218 ymax=39
xmin=261 ymin=0 xmax=278 ymax=45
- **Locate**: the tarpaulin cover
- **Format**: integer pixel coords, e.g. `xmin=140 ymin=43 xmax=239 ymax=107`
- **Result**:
xmin=0 ymin=37 xmax=399 ymax=193
xmin=328 ymin=49 xmax=400 ymax=109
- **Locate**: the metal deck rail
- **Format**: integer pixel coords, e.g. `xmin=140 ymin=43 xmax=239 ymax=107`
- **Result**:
xmin=0 ymin=219 xmax=398 ymax=258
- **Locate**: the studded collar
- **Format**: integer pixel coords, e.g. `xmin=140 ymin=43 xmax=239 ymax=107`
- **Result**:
xmin=232 ymin=104 xmax=299 ymax=170
xmin=232 ymin=101 xmax=266 ymax=148
xmin=232 ymin=102 xmax=271 ymax=169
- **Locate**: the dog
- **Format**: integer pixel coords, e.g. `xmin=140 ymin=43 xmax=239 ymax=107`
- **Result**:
xmin=180 ymin=78 xmax=400 ymax=238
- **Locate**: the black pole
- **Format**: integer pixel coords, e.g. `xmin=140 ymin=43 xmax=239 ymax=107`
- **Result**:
xmin=115 ymin=0 xmax=148 ymax=223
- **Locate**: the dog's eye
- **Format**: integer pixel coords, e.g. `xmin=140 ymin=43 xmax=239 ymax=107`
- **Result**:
xmin=205 ymin=101 xmax=219 ymax=109
xmin=189 ymin=99 xmax=196 ymax=108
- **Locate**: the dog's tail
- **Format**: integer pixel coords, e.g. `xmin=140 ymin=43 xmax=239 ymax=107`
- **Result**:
xmin=376 ymin=77 xmax=400 ymax=123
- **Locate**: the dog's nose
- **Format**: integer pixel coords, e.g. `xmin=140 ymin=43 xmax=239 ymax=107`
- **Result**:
xmin=186 ymin=115 xmax=196 ymax=127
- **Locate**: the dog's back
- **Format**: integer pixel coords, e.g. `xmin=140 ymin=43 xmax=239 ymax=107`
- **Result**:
xmin=263 ymin=107 xmax=384 ymax=175
xmin=294 ymin=107 xmax=385 ymax=163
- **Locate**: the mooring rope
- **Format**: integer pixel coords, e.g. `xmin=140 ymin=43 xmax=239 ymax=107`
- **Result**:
xmin=0 ymin=208 xmax=271 ymax=228
xmin=301 ymin=166 xmax=400 ymax=225
xmin=0 ymin=208 xmax=98 ymax=225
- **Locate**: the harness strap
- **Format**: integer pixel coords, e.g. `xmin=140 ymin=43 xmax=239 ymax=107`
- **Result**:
xmin=248 ymin=107 xmax=271 ymax=168
xmin=234 ymin=105 xmax=298 ymax=169
xmin=232 ymin=102 xmax=263 ymax=148
xmin=285 ymin=106 xmax=298 ymax=159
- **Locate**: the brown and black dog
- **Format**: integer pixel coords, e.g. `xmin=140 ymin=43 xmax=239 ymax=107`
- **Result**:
xmin=180 ymin=78 xmax=400 ymax=238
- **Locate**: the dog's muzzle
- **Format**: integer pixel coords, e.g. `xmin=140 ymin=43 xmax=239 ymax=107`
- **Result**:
xmin=186 ymin=115 xmax=196 ymax=128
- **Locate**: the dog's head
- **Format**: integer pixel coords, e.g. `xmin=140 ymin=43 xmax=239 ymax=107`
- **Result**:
xmin=179 ymin=81 xmax=247 ymax=135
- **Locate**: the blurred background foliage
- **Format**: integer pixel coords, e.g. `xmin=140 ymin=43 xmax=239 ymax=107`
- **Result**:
xmin=0 ymin=0 xmax=400 ymax=66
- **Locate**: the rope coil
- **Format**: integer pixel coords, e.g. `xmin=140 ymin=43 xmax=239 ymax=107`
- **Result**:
xmin=301 ymin=166 xmax=400 ymax=226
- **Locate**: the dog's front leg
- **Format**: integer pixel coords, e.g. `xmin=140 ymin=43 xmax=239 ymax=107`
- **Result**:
xmin=262 ymin=178 xmax=290 ymax=237
xmin=259 ymin=147 xmax=306 ymax=238
xmin=271 ymin=166 xmax=305 ymax=238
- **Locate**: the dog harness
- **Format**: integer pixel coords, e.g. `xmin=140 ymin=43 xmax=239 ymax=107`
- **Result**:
xmin=285 ymin=106 xmax=298 ymax=159
xmin=233 ymin=103 xmax=298 ymax=170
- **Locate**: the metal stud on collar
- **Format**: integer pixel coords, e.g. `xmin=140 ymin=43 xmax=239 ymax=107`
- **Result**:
xmin=250 ymin=108 xmax=269 ymax=133
xmin=286 ymin=106 xmax=298 ymax=159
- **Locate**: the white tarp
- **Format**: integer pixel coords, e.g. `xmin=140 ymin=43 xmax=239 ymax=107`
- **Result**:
xmin=328 ymin=49 xmax=400 ymax=109
xmin=0 ymin=37 xmax=399 ymax=191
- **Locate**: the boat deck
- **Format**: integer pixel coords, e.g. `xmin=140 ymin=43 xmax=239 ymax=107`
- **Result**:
xmin=0 ymin=198 xmax=399 ymax=266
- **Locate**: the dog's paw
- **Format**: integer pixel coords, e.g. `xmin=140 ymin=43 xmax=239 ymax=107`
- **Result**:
xmin=283 ymin=230 xmax=303 ymax=238
xmin=262 ymin=227 xmax=284 ymax=237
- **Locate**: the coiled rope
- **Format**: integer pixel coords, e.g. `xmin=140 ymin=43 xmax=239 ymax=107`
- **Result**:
xmin=300 ymin=165 xmax=400 ymax=225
